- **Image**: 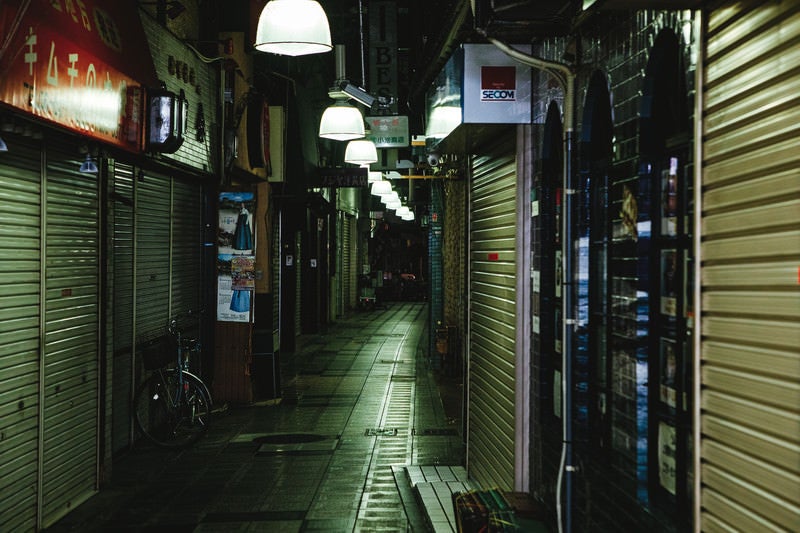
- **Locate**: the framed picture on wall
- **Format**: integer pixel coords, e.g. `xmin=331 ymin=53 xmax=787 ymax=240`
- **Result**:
xmin=660 ymin=249 xmax=678 ymax=317
xmin=661 ymin=157 xmax=678 ymax=237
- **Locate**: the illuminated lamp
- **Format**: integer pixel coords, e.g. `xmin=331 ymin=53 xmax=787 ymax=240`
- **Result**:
xmin=384 ymin=197 xmax=401 ymax=210
xmin=344 ymin=139 xmax=377 ymax=165
xmin=254 ymin=0 xmax=332 ymax=57
xmin=370 ymin=179 xmax=392 ymax=196
xmin=401 ymin=211 xmax=415 ymax=221
xmin=425 ymin=105 xmax=461 ymax=139
xmin=395 ymin=206 xmax=410 ymax=217
xmin=319 ymin=101 xmax=364 ymax=141
xmin=368 ymin=171 xmax=382 ymax=183
xmin=79 ymin=153 xmax=98 ymax=174
xmin=146 ymin=88 xmax=188 ymax=153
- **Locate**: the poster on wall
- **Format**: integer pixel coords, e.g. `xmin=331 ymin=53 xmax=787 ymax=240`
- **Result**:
xmin=659 ymin=338 xmax=677 ymax=409
xmin=658 ymin=421 xmax=677 ymax=495
xmin=660 ymin=249 xmax=678 ymax=317
xmin=217 ymin=192 xmax=255 ymax=322
xmin=661 ymin=157 xmax=679 ymax=236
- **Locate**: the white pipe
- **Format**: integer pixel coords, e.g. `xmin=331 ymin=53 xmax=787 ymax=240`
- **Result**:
xmin=485 ymin=33 xmax=576 ymax=533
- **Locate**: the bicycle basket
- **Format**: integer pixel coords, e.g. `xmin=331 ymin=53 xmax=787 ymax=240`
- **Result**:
xmin=139 ymin=336 xmax=173 ymax=370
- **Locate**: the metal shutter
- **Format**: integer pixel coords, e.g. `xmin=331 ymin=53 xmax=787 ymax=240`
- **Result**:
xmin=0 ymin=139 xmax=43 ymax=533
xmin=701 ymin=3 xmax=800 ymax=531
xmin=468 ymin=132 xmax=518 ymax=490
xmin=348 ymin=214 xmax=358 ymax=311
xmin=135 ymin=171 xmax=171 ymax=338
xmin=342 ymin=213 xmax=351 ymax=315
xmin=111 ymin=163 xmax=135 ymax=452
xmin=170 ymin=179 xmax=202 ymax=316
xmin=41 ymin=143 xmax=100 ymax=527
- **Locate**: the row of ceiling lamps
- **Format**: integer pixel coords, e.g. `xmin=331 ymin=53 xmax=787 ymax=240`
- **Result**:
xmin=255 ymin=1 xmax=413 ymax=221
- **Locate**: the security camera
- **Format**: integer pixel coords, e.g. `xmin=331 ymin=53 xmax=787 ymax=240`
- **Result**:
xmin=427 ymin=153 xmax=440 ymax=167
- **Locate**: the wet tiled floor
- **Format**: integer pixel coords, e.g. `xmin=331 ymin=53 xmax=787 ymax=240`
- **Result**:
xmin=45 ymin=302 xmax=466 ymax=532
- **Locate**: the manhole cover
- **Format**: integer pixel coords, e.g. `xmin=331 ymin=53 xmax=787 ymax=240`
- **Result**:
xmin=252 ymin=433 xmax=328 ymax=445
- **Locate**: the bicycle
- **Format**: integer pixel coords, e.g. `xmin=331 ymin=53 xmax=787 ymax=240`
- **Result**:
xmin=133 ymin=313 xmax=212 ymax=448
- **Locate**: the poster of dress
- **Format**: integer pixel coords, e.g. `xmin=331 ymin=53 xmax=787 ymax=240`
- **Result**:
xmin=217 ymin=192 xmax=255 ymax=323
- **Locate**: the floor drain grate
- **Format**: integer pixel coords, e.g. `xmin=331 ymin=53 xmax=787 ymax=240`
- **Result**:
xmin=365 ymin=428 xmax=398 ymax=437
xmin=413 ymin=428 xmax=459 ymax=436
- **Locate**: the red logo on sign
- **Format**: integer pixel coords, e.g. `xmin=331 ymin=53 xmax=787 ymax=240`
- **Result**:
xmin=481 ymin=66 xmax=516 ymax=101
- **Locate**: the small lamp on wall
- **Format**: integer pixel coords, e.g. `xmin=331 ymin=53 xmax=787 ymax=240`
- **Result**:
xmin=146 ymin=88 xmax=188 ymax=153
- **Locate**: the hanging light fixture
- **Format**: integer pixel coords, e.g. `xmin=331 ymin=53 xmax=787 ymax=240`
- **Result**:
xmin=370 ymin=180 xmax=392 ymax=196
xmin=79 ymin=153 xmax=98 ymax=174
xmin=319 ymin=45 xmax=366 ymax=140
xmin=344 ymin=139 xmax=377 ymax=165
xmin=254 ymin=0 xmax=332 ymax=56
xmin=319 ymin=102 xmax=365 ymax=141
xmin=383 ymin=197 xmax=402 ymax=210
xmin=368 ymin=171 xmax=382 ymax=183
xmin=401 ymin=211 xmax=415 ymax=221
xmin=395 ymin=206 xmax=410 ymax=217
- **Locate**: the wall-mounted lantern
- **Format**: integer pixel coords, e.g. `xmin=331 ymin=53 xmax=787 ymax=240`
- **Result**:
xmin=146 ymin=88 xmax=188 ymax=153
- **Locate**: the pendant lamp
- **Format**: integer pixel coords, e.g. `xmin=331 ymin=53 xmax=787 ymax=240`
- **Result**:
xmin=401 ymin=211 xmax=415 ymax=221
xmin=368 ymin=171 xmax=382 ymax=183
xmin=344 ymin=139 xmax=377 ymax=165
xmin=254 ymin=0 xmax=332 ymax=57
xmin=383 ymin=197 xmax=402 ymax=210
xmin=319 ymin=102 xmax=365 ymax=141
xmin=395 ymin=206 xmax=410 ymax=217
xmin=370 ymin=180 xmax=392 ymax=196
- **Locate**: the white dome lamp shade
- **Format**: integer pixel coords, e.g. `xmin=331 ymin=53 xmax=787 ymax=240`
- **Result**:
xmin=344 ymin=139 xmax=378 ymax=165
xmin=254 ymin=0 xmax=332 ymax=57
xmin=368 ymin=171 xmax=382 ymax=183
xmin=370 ymin=180 xmax=392 ymax=196
xmin=319 ymin=102 xmax=365 ymax=141
xmin=401 ymin=211 xmax=415 ymax=221
xmin=395 ymin=206 xmax=410 ymax=217
xmin=384 ymin=198 xmax=402 ymax=210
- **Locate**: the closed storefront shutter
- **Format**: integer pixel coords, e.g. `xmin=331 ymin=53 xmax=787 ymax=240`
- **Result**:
xmin=701 ymin=3 xmax=800 ymax=531
xmin=468 ymin=132 xmax=518 ymax=490
xmin=135 ymin=171 xmax=171 ymax=338
xmin=41 ymin=143 xmax=100 ymax=527
xmin=0 ymin=139 xmax=43 ymax=533
xmin=110 ymin=164 xmax=204 ymax=451
xmin=110 ymin=163 xmax=135 ymax=451
xmin=341 ymin=212 xmax=352 ymax=315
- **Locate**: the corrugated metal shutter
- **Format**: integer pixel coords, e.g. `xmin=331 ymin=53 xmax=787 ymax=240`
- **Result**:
xmin=342 ymin=213 xmax=352 ymax=315
xmin=701 ymin=3 xmax=800 ymax=531
xmin=41 ymin=143 xmax=99 ymax=527
xmin=0 ymin=139 xmax=42 ymax=533
xmin=295 ymin=230 xmax=302 ymax=335
xmin=135 ymin=171 xmax=171 ymax=338
xmin=468 ymin=132 xmax=518 ymax=490
xmin=170 ymin=179 xmax=202 ymax=322
xmin=111 ymin=163 xmax=135 ymax=452
xmin=348 ymin=215 xmax=358 ymax=311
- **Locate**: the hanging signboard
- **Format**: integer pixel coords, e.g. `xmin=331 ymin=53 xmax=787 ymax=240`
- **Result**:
xmin=312 ymin=167 xmax=368 ymax=188
xmin=366 ymin=115 xmax=409 ymax=148
xmin=0 ymin=0 xmax=157 ymax=150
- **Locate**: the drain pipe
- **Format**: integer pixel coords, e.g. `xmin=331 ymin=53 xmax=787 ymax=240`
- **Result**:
xmin=481 ymin=34 xmax=576 ymax=533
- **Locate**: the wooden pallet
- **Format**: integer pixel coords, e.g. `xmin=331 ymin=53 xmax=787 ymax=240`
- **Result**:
xmin=406 ymin=466 xmax=476 ymax=532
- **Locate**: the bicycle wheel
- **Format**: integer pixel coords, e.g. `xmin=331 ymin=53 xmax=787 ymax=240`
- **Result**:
xmin=133 ymin=370 xmax=211 ymax=448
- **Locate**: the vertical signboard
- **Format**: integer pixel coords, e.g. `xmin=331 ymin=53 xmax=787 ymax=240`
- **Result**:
xmin=369 ymin=1 xmax=398 ymax=113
